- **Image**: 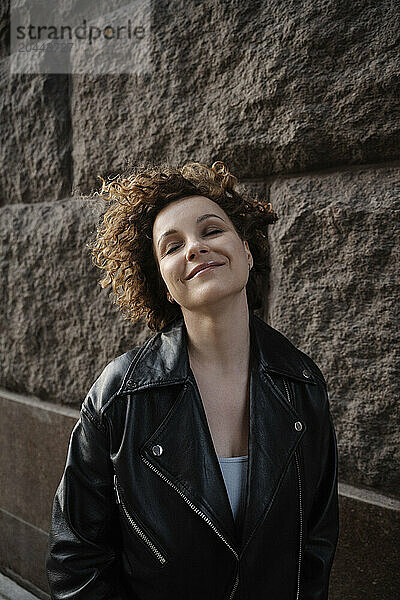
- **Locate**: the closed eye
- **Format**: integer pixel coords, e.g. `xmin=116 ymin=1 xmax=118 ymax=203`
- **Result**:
xmin=204 ymin=228 xmax=222 ymax=236
xmin=165 ymin=229 xmax=223 ymax=255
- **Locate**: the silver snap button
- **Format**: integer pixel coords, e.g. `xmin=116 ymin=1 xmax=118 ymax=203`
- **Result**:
xmin=294 ymin=421 xmax=303 ymax=431
xmin=302 ymin=369 xmax=310 ymax=379
xmin=152 ymin=444 xmax=163 ymax=456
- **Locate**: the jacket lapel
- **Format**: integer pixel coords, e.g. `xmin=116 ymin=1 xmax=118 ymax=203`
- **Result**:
xmin=240 ymin=356 xmax=305 ymax=551
xmin=140 ymin=375 xmax=239 ymax=548
xmin=122 ymin=313 xmax=310 ymax=554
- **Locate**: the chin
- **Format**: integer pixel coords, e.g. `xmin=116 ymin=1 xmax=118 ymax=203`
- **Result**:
xmin=187 ymin=288 xmax=239 ymax=309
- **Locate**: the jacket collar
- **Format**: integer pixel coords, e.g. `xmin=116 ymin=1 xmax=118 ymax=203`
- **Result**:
xmin=121 ymin=311 xmax=316 ymax=394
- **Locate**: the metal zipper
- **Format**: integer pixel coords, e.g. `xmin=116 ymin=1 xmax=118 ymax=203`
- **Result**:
xmin=141 ymin=456 xmax=238 ymax=560
xmin=114 ymin=474 xmax=167 ymax=565
xmin=283 ymin=379 xmax=303 ymax=600
xmin=228 ymin=571 xmax=239 ymax=599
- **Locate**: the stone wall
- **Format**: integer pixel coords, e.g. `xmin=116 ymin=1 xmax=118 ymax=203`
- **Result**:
xmin=266 ymin=166 xmax=400 ymax=496
xmin=1 ymin=0 xmax=399 ymax=596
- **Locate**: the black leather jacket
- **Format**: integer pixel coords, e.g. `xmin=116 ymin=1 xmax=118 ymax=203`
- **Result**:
xmin=46 ymin=312 xmax=339 ymax=600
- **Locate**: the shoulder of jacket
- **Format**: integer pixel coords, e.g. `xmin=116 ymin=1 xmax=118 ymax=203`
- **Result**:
xmin=252 ymin=314 xmax=327 ymax=388
xmin=296 ymin=347 xmax=327 ymax=388
xmin=81 ymin=345 xmax=143 ymax=429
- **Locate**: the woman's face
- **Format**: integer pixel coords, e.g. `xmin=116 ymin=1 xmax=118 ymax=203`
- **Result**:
xmin=152 ymin=195 xmax=253 ymax=312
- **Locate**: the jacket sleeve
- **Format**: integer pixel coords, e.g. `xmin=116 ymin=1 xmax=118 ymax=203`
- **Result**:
xmin=300 ymin=381 xmax=340 ymax=600
xmin=46 ymin=400 xmax=129 ymax=600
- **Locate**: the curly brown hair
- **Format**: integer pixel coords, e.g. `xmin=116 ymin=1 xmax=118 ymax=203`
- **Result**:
xmin=86 ymin=161 xmax=278 ymax=332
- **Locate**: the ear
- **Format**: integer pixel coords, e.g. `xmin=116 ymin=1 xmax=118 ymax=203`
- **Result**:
xmin=243 ymin=240 xmax=253 ymax=268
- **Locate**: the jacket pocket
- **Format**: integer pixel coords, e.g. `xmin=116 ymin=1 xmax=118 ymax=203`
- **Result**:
xmin=114 ymin=474 xmax=168 ymax=567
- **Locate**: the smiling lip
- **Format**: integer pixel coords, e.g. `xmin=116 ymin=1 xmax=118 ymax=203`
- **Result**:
xmin=186 ymin=262 xmax=225 ymax=280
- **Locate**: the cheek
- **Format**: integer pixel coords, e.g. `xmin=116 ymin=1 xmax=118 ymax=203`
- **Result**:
xmin=160 ymin=261 xmax=178 ymax=285
xmin=159 ymin=265 xmax=169 ymax=284
xmin=229 ymin=243 xmax=247 ymax=264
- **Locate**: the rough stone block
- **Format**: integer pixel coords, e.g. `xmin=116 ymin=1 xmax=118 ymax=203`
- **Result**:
xmin=70 ymin=1 xmax=400 ymax=193
xmin=0 ymin=198 xmax=149 ymax=405
xmin=0 ymin=58 xmax=71 ymax=205
xmin=0 ymin=0 xmax=9 ymax=60
xmin=266 ymin=166 xmax=400 ymax=496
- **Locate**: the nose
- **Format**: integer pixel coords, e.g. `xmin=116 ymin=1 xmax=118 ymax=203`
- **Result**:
xmin=185 ymin=238 xmax=210 ymax=262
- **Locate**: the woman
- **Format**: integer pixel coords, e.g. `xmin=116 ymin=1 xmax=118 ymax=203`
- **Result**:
xmin=46 ymin=161 xmax=339 ymax=599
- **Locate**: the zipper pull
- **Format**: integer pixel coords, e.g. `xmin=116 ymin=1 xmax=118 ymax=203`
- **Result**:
xmin=114 ymin=474 xmax=121 ymax=504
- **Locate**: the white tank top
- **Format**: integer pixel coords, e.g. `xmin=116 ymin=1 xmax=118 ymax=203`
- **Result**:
xmin=217 ymin=455 xmax=248 ymax=523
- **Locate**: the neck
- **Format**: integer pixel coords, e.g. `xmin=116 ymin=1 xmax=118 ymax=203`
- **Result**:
xmin=182 ymin=297 xmax=251 ymax=375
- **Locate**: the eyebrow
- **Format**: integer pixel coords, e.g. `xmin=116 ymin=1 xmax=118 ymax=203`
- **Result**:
xmin=157 ymin=213 xmax=225 ymax=247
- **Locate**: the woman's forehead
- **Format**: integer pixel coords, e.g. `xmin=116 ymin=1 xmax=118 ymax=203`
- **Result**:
xmin=153 ymin=196 xmax=228 ymax=234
